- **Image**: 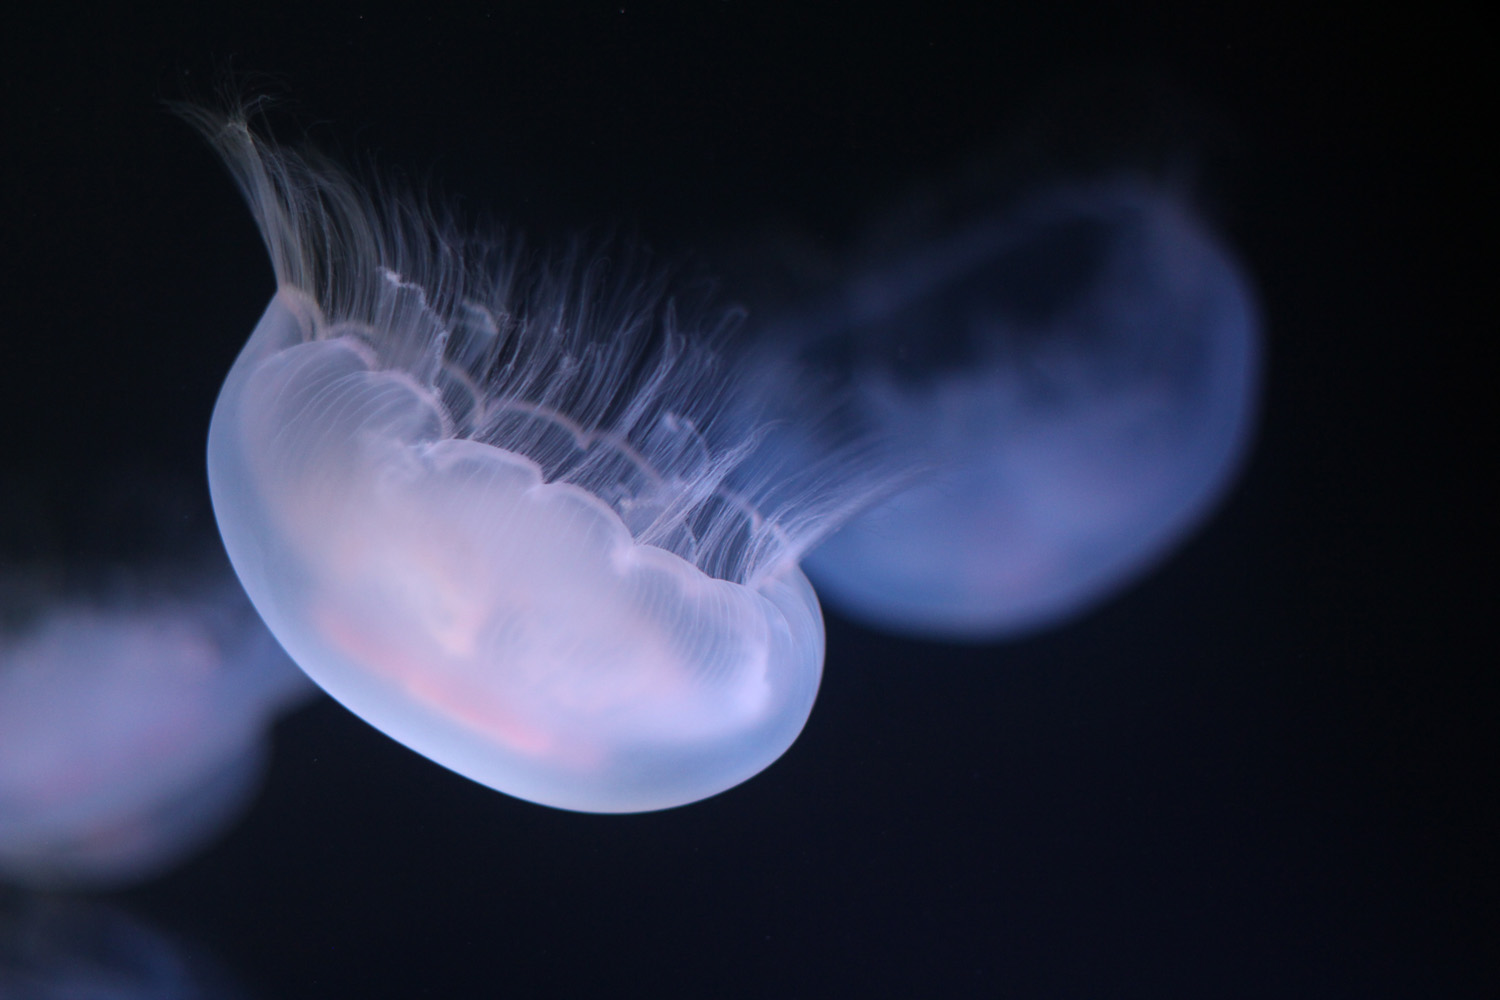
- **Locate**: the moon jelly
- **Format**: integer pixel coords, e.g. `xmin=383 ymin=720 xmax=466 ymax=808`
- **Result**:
xmin=781 ymin=182 xmax=1261 ymax=639
xmin=0 ymin=585 xmax=309 ymax=888
xmin=188 ymin=110 xmax=855 ymax=813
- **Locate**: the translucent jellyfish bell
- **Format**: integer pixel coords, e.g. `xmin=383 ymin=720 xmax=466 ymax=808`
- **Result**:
xmin=190 ymin=111 xmax=843 ymax=813
xmin=784 ymin=182 xmax=1261 ymax=639
xmin=0 ymin=584 xmax=309 ymax=888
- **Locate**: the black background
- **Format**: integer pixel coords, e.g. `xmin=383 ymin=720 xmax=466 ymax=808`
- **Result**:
xmin=0 ymin=4 xmax=1488 ymax=997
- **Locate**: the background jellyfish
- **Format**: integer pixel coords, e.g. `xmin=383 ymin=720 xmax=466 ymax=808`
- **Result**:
xmin=0 ymin=578 xmax=310 ymax=889
xmin=188 ymin=109 xmax=868 ymax=814
xmin=763 ymin=181 xmax=1261 ymax=639
xmin=0 ymin=465 xmax=314 ymax=889
xmin=0 ymin=893 xmax=249 ymax=999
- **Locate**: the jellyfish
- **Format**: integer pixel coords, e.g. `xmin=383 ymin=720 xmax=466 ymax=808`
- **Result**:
xmin=186 ymin=108 xmax=867 ymax=814
xmin=0 ymin=893 xmax=247 ymax=999
xmin=766 ymin=181 xmax=1261 ymax=639
xmin=0 ymin=579 xmax=311 ymax=889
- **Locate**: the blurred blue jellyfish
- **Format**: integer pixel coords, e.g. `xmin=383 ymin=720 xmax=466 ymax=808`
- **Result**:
xmin=187 ymin=109 xmax=861 ymax=813
xmin=0 ymin=580 xmax=310 ymax=888
xmin=774 ymin=182 xmax=1261 ymax=639
xmin=0 ymin=894 xmax=248 ymax=999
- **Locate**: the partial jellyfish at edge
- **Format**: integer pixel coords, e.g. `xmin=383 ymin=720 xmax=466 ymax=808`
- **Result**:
xmin=0 ymin=572 xmax=311 ymax=889
xmin=0 ymin=891 xmax=251 ymax=999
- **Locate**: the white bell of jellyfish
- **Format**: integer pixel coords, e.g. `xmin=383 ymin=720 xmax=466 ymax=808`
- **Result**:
xmin=189 ymin=111 xmax=850 ymax=813
xmin=788 ymin=182 xmax=1261 ymax=639
xmin=0 ymin=584 xmax=311 ymax=888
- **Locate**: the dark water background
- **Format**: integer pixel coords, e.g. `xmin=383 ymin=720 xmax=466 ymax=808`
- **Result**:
xmin=0 ymin=5 xmax=1487 ymax=997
